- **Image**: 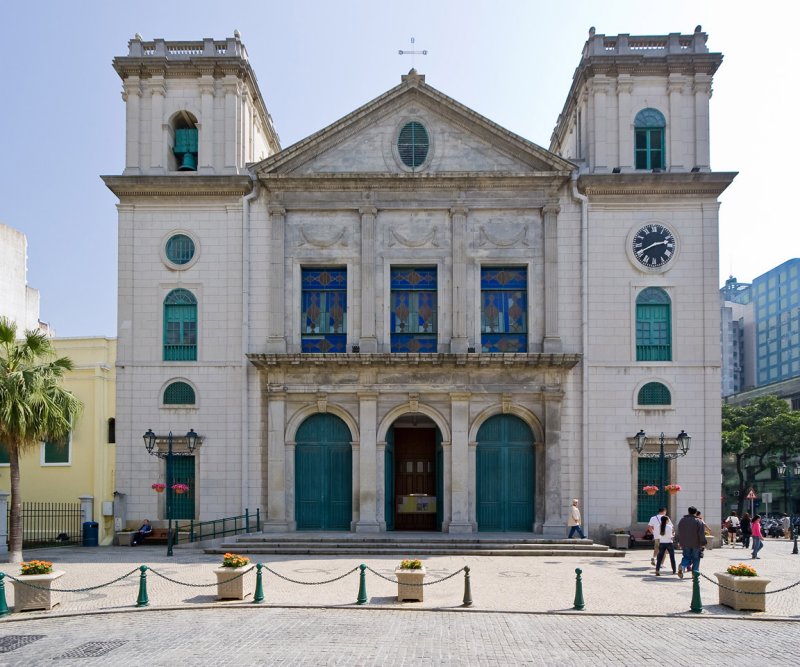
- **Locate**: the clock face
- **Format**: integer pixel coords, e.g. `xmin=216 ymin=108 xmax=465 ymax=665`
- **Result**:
xmin=631 ymin=224 xmax=676 ymax=269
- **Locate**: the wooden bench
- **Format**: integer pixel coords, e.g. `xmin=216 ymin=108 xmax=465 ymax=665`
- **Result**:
xmin=116 ymin=528 xmax=170 ymax=546
xmin=629 ymin=530 xmax=655 ymax=548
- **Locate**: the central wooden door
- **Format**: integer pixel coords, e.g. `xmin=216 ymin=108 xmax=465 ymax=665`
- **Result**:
xmin=394 ymin=428 xmax=436 ymax=531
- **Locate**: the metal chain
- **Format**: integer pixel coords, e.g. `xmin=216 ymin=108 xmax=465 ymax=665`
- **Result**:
xmin=3 ymin=568 xmax=140 ymax=593
xmin=147 ymin=566 xmax=254 ymax=588
xmin=365 ymin=566 xmax=465 ymax=587
xmin=262 ymin=565 xmax=359 ymax=586
xmin=698 ymin=571 xmax=800 ymax=595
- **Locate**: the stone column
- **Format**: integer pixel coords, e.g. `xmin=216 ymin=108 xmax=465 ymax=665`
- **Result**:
xmin=285 ymin=441 xmax=296 ymax=530
xmin=591 ymin=76 xmax=610 ymax=173
xmin=223 ymin=78 xmax=240 ymax=170
xmin=267 ymin=205 xmax=287 ymax=352
xmin=450 ymin=207 xmax=469 ymax=353
xmin=376 ymin=441 xmax=387 ymax=530
xmin=542 ymin=203 xmax=562 ymax=353
xmin=149 ymin=78 xmax=165 ymax=170
xmin=616 ymin=74 xmax=633 ymax=170
xmin=356 ymin=392 xmax=380 ymax=531
xmin=264 ymin=389 xmax=289 ymax=531
xmin=467 ymin=440 xmax=477 ymax=530
xmin=199 ymin=75 xmax=215 ymax=173
xmin=668 ymin=74 xmax=685 ymax=170
xmin=359 ymin=207 xmax=378 ymax=352
xmin=448 ymin=392 xmax=473 ymax=532
xmin=0 ymin=490 xmax=9 ymax=555
xmin=122 ymin=78 xmax=141 ymax=174
xmin=78 ymin=495 xmax=95 ymax=523
xmin=693 ymin=74 xmax=712 ymax=170
xmin=541 ymin=391 xmax=565 ymax=536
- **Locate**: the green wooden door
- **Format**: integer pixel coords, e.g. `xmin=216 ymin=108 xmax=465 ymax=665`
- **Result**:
xmin=169 ymin=456 xmax=195 ymax=520
xmin=476 ymin=415 xmax=534 ymax=532
xmin=295 ymin=414 xmax=352 ymax=531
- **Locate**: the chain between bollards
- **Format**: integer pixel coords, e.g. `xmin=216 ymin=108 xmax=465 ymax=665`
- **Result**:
xmin=690 ymin=570 xmax=703 ymax=613
xmin=136 ymin=565 xmax=149 ymax=607
xmin=462 ymin=566 xmax=472 ymax=607
xmin=356 ymin=563 xmax=367 ymax=605
xmin=573 ymin=568 xmax=585 ymax=610
xmin=253 ymin=563 xmax=264 ymax=603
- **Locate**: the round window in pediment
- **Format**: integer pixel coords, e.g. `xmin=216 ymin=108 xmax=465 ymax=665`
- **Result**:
xmin=397 ymin=121 xmax=429 ymax=168
xmin=165 ymin=233 xmax=195 ymax=266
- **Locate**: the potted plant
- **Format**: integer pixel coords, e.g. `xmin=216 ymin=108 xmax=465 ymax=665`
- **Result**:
xmin=714 ymin=563 xmax=770 ymax=611
xmin=395 ymin=558 xmax=426 ymax=602
xmin=11 ymin=560 xmax=66 ymax=612
xmin=665 ymin=484 xmax=681 ymax=495
xmin=171 ymin=483 xmax=189 ymax=495
xmin=213 ymin=553 xmax=254 ymax=600
xmin=611 ymin=529 xmax=630 ymax=549
xmin=643 ymin=485 xmax=658 ymax=496
xmin=151 ymin=483 xmax=166 ymax=493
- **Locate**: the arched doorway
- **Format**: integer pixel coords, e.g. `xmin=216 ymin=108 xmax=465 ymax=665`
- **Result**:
xmin=295 ymin=413 xmax=352 ymax=530
xmin=476 ymin=414 xmax=535 ymax=531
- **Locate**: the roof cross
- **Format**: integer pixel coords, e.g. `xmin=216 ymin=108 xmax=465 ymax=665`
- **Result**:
xmin=398 ymin=37 xmax=427 ymax=68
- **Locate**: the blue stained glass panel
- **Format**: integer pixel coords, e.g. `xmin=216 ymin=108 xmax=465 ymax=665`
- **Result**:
xmin=302 ymin=268 xmax=347 ymax=353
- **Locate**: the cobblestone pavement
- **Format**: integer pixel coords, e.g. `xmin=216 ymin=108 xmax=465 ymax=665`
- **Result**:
xmin=0 ymin=537 xmax=798 ymax=620
xmin=0 ymin=607 xmax=799 ymax=666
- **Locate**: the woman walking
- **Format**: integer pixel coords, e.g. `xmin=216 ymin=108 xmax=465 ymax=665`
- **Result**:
xmin=751 ymin=514 xmax=764 ymax=559
xmin=740 ymin=512 xmax=752 ymax=549
xmin=654 ymin=514 xmax=677 ymax=575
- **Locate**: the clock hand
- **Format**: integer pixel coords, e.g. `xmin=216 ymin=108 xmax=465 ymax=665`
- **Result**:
xmin=636 ymin=240 xmax=666 ymax=255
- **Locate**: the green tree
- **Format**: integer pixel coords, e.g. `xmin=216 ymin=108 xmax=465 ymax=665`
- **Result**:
xmin=722 ymin=395 xmax=800 ymax=515
xmin=0 ymin=318 xmax=83 ymax=563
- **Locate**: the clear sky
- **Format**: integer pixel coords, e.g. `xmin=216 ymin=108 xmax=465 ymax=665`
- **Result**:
xmin=1 ymin=1 xmax=796 ymax=337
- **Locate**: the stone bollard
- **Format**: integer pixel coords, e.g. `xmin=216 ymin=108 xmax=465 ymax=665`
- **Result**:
xmin=136 ymin=565 xmax=149 ymax=607
xmin=573 ymin=568 xmax=585 ymax=610
xmin=253 ymin=563 xmax=264 ymax=604
xmin=356 ymin=563 xmax=367 ymax=605
xmin=462 ymin=566 xmax=473 ymax=607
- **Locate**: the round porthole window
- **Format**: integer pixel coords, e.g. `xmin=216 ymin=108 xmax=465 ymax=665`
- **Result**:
xmin=165 ymin=234 xmax=195 ymax=266
xmin=397 ymin=121 xmax=429 ymax=169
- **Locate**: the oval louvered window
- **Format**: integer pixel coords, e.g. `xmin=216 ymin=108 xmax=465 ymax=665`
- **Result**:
xmin=397 ymin=122 xmax=429 ymax=168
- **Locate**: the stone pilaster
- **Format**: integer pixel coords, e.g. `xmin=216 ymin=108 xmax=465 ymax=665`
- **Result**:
xmin=122 ymin=78 xmax=141 ymax=174
xmin=376 ymin=441 xmax=387 ymax=530
xmin=285 ymin=440 xmax=296 ymax=530
xmin=590 ymin=76 xmax=610 ymax=172
xmin=264 ymin=389 xmax=289 ymax=531
xmin=668 ymin=74 xmax=685 ymax=170
xmin=616 ymin=75 xmax=633 ymax=170
xmin=359 ymin=207 xmax=378 ymax=352
xmin=199 ymin=74 xmax=215 ymax=173
xmin=693 ymin=74 xmax=712 ymax=170
xmin=448 ymin=392 xmax=473 ymax=532
xmin=541 ymin=391 xmax=565 ymax=536
xmin=356 ymin=392 xmax=380 ymax=531
xmin=450 ymin=206 xmax=469 ymax=353
xmin=148 ymin=78 xmax=165 ymax=170
xmin=223 ymin=77 xmax=240 ymax=170
xmin=542 ymin=203 xmax=562 ymax=353
xmin=266 ymin=205 xmax=287 ymax=352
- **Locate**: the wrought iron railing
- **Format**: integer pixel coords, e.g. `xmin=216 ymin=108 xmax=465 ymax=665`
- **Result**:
xmin=173 ymin=508 xmax=260 ymax=544
xmin=6 ymin=502 xmax=83 ymax=547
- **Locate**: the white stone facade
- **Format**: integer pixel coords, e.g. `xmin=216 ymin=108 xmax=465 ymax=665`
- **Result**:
xmin=0 ymin=222 xmax=46 ymax=333
xmin=106 ymin=30 xmax=735 ymax=538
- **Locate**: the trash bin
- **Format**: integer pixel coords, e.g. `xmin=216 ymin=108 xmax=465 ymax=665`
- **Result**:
xmin=82 ymin=521 xmax=99 ymax=547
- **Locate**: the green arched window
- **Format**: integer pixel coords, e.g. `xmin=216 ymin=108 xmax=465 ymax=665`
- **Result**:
xmin=634 ymin=108 xmax=665 ymax=170
xmin=164 ymin=289 xmax=197 ymax=361
xmin=164 ymin=381 xmax=196 ymax=405
xmin=636 ymin=287 xmax=671 ymax=361
xmin=637 ymin=382 xmax=672 ymax=405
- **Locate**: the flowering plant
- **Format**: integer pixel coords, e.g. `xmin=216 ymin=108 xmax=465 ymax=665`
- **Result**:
xmin=727 ymin=563 xmax=757 ymax=577
xmin=643 ymin=485 xmax=659 ymax=495
xmin=171 ymin=483 xmax=190 ymax=494
xmin=398 ymin=558 xmax=423 ymax=570
xmin=20 ymin=560 xmax=53 ymax=575
xmin=665 ymin=484 xmax=682 ymax=492
xmin=613 ymin=529 xmax=628 ymax=534
xmin=221 ymin=553 xmax=250 ymax=568
xmin=151 ymin=483 xmax=166 ymax=492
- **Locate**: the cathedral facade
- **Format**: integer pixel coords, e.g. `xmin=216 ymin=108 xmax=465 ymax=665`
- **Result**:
xmin=105 ymin=29 xmax=734 ymax=537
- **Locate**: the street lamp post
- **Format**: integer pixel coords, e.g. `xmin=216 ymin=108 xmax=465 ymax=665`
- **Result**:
xmin=143 ymin=428 xmax=199 ymax=556
xmin=777 ymin=460 xmax=800 ymax=550
xmin=634 ymin=430 xmax=692 ymax=510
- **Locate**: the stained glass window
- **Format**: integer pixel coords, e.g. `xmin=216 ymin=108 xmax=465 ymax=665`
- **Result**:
xmin=390 ymin=267 xmax=437 ymax=352
xmin=301 ymin=268 xmax=347 ymax=353
xmin=164 ymin=289 xmax=197 ymax=361
xmin=481 ymin=267 xmax=527 ymax=352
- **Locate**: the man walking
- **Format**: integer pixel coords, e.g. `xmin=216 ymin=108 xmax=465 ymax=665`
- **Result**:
xmin=781 ymin=513 xmax=791 ymax=539
xmin=648 ymin=507 xmax=667 ymax=566
xmin=676 ymin=506 xmax=706 ymax=578
xmin=567 ymin=499 xmax=586 ymax=539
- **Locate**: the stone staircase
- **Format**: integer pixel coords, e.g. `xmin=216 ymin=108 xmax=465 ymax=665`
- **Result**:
xmin=204 ymin=532 xmax=624 ymax=557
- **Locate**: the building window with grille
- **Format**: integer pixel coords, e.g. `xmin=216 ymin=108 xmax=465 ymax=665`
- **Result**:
xmin=636 ymin=287 xmax=671 ymax=361
xmin=390 ymin=267 xmax=437 ymax=352
xmin=164 ymin=289 xmax=197 ymax=361
xmin=165 ymin=234 xmax=196 ymax=266
xmin=301 ymin=268 xmax=347 ymax=353
xmin=42 ymin=434 xmax=71 ymax=466
xmin=634 ymin=108 xmax=666 ymax=170
xmin=481 ymin=267 xmax=527 ymax=353
xmin=163 ymin=381 xmax=196 ymax=406
xmin=397 ymin=121 xmax=430 ymax=169
xmin=637 ymin=382 xmax=672 ymax=406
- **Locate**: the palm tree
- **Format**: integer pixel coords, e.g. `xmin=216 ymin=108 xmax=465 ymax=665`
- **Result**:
xmin=0 ymin=317 xmax=83 ymax=563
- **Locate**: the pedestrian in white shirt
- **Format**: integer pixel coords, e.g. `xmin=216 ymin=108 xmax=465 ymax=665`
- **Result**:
xmin=648 ymin=507 xmax=666 ymax=565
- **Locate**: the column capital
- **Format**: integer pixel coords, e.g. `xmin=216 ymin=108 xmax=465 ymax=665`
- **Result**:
xmin=358 ymin=206 xmax=377 ymax=216
xmin=542 ymin=202 xmax=561 ymax=217
xmin=357 ymin=391 xmax=379 ymax=401
xmin=268 ymin=205 xmax=286 ymax=217
xmin=449 ymin=206 xmax=469 ymax=217
xmin=450 ymin=392 xmax=471 ymax=402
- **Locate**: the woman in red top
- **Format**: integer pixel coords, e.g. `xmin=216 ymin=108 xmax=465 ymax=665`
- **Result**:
xmin=751 ymin=514 xmax=764 ymax=559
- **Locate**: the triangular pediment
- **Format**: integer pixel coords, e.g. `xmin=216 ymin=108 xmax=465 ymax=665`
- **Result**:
xmin=253 ymin=72 xmax=574 ymax=177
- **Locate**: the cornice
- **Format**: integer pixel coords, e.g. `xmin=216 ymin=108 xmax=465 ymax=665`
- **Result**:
xmin=578 ymin=171 xmax=737 ymax=198
xmin=247 ymin=352 xmax=582 ymax=371
xmin=101 ymin=175 xmax=254 ymax=198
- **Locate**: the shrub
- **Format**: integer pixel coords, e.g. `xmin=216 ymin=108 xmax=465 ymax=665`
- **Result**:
xmin=221 ymin=553 xmax=250 ymax=568
xmin=726 ymin=563 xmax=757 ymax=577
xmin=398 ymin=558 xmax=423 ymax=570
xmin=20 ymin=560 xmax=53 ymax=575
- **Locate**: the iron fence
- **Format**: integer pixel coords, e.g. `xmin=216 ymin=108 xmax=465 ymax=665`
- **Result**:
xmin=6 ymin=502 xmax=83 ymax=547
xmin=174 ymin=508 xmax=260 ymax=544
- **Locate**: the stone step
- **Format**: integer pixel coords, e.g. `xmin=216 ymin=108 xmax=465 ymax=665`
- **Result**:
xmin=206 ymin=546 xmax=622 ymax=557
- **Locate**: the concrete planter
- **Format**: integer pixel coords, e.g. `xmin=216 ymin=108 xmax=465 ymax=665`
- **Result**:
xmin=714 ymin=572 xmax=769 ymax=611
xmin=213 ymin=566 xmax=253 ymax=600
xmin=611 ymin=533 xmax=630 ymax=549
xmin=395 ymin=567 xmax=426 ymax=602
xmin=12 ymin=570 xmax=65 ymax=612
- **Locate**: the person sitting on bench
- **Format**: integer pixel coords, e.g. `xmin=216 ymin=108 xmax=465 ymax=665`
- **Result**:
xmin=131 ymin=519 xmax=153 ymax=546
